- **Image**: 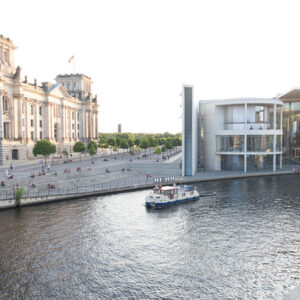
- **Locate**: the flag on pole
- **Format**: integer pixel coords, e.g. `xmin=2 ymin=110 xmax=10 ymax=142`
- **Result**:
xmin=68 ymin=55 xmax=74 ymax=63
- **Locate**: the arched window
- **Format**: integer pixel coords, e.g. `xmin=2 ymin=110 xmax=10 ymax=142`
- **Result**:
xmin=3 ymin=98 xmax=8 ymax=112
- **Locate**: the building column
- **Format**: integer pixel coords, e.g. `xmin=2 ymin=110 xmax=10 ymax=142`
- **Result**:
xmin=11 ymin=98 xmax=15 ymax=139
xmin=280 ymin=106 xmax=283 ymax=130
xmin=45 ymin=102 xmax=49 ymax=139
xmin=81 ymin=107 xmax=85 ymax=141
xmin=69 ymin=109 xmax=71 ymax=142
xmin=273 ymin=103 xmax=276 ymax=129
xmin=273 ymin=136 xmax=276 ymax=172
xmin=51 ymin=103 xmax=54 ymax=140
xmin=244 ymin=103 xmax=247 ymax=172
xmin=89 ymin=111 xmax=92 ymax=139
xmin=25 ymin=101 xmax=29 ymax=142
xmin=61 ymin=104 xmax=65 ymax=142
xmin=0 ymin=92 xmax=3 ymax=140
xmin=18 ymin=96 xmax=22 ymax=139
xmin=34 ymin=103 xmax=38 ymax=140
xmin=95 ymin=112 xmax=98 ymax=139
xmin=74 ymin=109 xmax=78 ymax=141
xmin=273 ymin=104 xmax=277 ymax=171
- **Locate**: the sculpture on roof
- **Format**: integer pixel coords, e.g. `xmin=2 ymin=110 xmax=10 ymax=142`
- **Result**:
xmin=13 ymin=66 xmax=21 ymax=80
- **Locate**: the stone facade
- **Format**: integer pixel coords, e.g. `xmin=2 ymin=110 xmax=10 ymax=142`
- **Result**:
xmin=0 ymin=35 xmax=99 ymax=165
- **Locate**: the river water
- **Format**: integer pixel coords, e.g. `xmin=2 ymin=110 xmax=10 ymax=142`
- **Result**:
xmin=0 ymin=175 xmax=300 ymax=299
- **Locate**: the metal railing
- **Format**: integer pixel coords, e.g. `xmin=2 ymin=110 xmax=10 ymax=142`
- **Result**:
xmin=0 ymin=176 xmax=180 ymax=201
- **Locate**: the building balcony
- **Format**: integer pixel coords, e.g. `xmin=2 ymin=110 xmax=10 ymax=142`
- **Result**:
xmin=224 ymin=122 xmax=276 ymax=130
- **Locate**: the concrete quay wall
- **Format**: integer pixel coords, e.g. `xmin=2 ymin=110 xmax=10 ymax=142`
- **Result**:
xmin=0 ymin=184 xmax=156 ymax=210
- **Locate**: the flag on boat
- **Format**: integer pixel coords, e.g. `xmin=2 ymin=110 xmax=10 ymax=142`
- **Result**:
xmin=68 ymin=55 xmax=74 ymax=63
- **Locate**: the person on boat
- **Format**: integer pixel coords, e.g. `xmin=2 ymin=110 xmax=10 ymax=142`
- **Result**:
xmin=1 ymin=181 xmax=5 ymax=187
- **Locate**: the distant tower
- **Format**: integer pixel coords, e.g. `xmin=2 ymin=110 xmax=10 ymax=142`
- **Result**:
xmin=118 ymin=123 xmax=122 ymax=133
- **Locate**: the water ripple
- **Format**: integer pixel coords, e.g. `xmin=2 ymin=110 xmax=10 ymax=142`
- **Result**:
xmin=0 ymin=175 xmax=300 ymax=299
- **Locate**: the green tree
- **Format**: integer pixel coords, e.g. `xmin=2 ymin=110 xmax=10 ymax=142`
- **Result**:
xmin=15 ymin=186 xmax=26 ymax=207
xmin=73 ymin=141 xmax=86 ymax=160
xmin=120 ymin=139 xmax=129 ymax=149
xmin=154 ymin=146 xmax=161 ymax=160
xmin=148 ymin=137 xmax=157 ymax=148
xmin=120 ymin=139 xmax=129 ymax=156
xmin=62 ymin=148 xmax=69 ymax=157
xmin=88 ymin=145 xmax=97 ymax=160
xmin=33 ymin=139 xmax=56 ymax=166
xmin=176 ymin=137 xmax=182 ymax=146
xmin=87 ymin=141 xmax=98 ymax=151
xmin=107 ymin=138 xmax=116 ymax=147
xmin=134 ymin=138 xmax=140 ymax=146
xmin=128 ymin=138 xmax=134 ymax=148
xmin=116 ymin=137 xmax=121 ymax=147
xmin=99 ymin=137 xmax=107 ymax=144
xmin=165 ymin=138 xmax=173 ymax=150
xmin=140 ymin=138 xmax=149 ymax=150
xmin=161 ymin=145 xmax=166 ymax=153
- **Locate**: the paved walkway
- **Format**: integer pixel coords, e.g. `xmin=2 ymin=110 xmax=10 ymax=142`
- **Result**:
xmin=1 ymin=146 xmax=298 ymax=199
xmin=0 ymin=150 xmax=182 ymax=194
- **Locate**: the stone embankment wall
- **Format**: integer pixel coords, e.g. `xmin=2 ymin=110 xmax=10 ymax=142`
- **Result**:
xmin=0 ymin=184 xmax=155 ymax=210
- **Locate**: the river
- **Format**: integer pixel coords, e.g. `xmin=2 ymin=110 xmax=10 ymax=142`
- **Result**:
xmin=0 ymin=175 xmax=300 ymax=299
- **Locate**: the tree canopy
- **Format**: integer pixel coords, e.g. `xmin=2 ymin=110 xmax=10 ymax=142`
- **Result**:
xmin=97 ymin=132 xmax=182 ymax=150
xmin=88 ymin=144 xmax=97 ymax=158
xmin=140 ymin=138 xmax=149 ymax=149
xmin=87 ymin=141 xmax=98 ymax=151
xmin=32 ymin=140 xmax=56 ymax=165
xmin=120 ymin=139 xmax=129 ymax=149
xmin=73 ymin=141 xmax=86 ymax=153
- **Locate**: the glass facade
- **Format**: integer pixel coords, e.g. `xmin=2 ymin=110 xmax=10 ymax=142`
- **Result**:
xmin=246 ymin=154 xmax=273 ymax=171
xmin=282 ymin=102 xmax=300 ymax=164
xmin=246 ymin=104 xmax=275 ymax=130
xmin=223 ymin=105 xmax=245 ymax=130
xmin=222 ymin=103 xmax=282 ymax=130
xmin=247 ymin=135 xmax=273 ymax=152
xmin=276 ymin=135 xmax=282 ymax=151
xmin=221 ymin=155 xmax=244 ymax=171
xmin=216 ymin=136 xmax=244 ymax=152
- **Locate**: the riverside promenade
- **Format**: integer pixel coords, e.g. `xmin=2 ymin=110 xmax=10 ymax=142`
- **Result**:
xmin=0 ymin=149 xmax=297 ymax=209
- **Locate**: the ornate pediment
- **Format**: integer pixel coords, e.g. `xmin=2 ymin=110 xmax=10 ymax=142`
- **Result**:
xmin=48 ymin=84 xmax=72 ymax=99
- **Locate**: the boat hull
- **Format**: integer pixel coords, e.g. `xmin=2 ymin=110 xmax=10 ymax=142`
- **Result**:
xmin=145 ymin=196 xmax=200 ymax=209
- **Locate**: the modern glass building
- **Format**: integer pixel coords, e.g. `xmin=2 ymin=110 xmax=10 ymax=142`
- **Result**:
xmin=279 ymin=89 xmax=300 ymax=165
xmin=182 ymin=88 xmax=283 ymax=175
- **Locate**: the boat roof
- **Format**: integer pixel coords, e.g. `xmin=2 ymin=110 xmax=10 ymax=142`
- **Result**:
xmin=155 ymin=186 xmax=178 ymax=191
xmin=162 ymin=186 xmax=176 ymax=190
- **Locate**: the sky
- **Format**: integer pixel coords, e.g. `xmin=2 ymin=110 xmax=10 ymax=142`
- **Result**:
xmin=2 ymin=0 xmax=300 ymax=133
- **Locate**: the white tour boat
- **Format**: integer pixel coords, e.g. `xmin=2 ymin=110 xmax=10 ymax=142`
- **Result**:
xmin=145 ymin=184 xmax=216 ymax=209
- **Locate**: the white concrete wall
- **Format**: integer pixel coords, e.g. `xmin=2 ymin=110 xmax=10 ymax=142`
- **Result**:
xmin=192 ymin=97 xmax=198 ymax=175
xmin=203 ymin=103 xmax=217 ymax=171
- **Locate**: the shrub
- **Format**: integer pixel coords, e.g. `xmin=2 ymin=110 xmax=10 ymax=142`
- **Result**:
xmin=15 ymin=187 xmax=25 ymax=206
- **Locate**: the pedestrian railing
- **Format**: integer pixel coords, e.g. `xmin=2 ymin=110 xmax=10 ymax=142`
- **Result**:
xmin=0 ymin=176 xmax=181 ymax=201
